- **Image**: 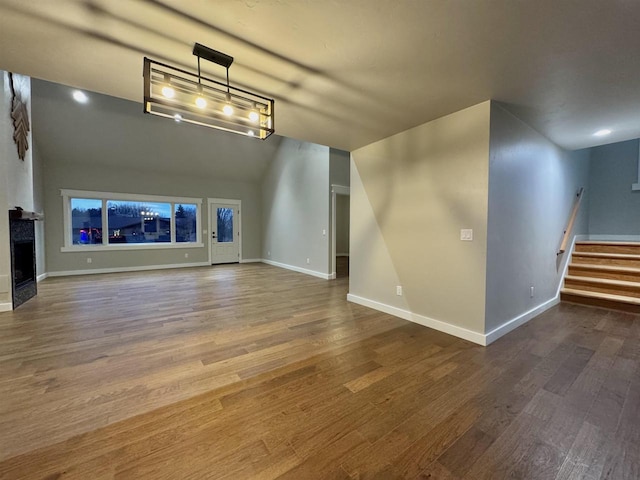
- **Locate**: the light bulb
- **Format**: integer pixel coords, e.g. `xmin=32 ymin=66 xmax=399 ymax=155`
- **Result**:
xmin=195 ymin=97 xmax=207 ymax=109
xmin=247 ymin=130 xmax=255 ymax=137
xmin=174 ymin=114 xmax=182 ymax=122
xmin=72 ymin=90 xmax=88 ymax=103
xmin=223 ymin=104 xmax=234 ymax=116
xmin=161 ymin=86 xmax=175 ymax=98
xmin=594 ymin=129 xmax=611 ymax=137
xmin=249 ymin=111 xmax=259 ymax=122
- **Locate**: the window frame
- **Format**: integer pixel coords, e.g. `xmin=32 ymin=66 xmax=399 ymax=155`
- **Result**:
xmin=61 ymin=189 xmax=203 ymax=252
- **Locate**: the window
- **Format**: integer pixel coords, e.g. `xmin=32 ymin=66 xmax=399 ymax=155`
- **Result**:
xmin=216 ymin=207 xmax=234 ymax=243
xmin=61 ymin=190 xmax=203 ymax=251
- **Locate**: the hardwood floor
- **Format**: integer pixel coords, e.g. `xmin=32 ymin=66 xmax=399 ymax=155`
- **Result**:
xmin=0 ymin=263 xmax=639 ymax=479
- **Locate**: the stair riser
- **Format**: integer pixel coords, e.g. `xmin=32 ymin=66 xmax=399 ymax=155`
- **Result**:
xmin=567 ymin=266 xmax=640 ymax=283
xmin=572 ymin=255 xmax=640 ymax=269
xmin=561 ymin=292 xmax=640 ymax=314
xmin=575 ymin=244 xmax=640 ymax=254
xmin=564 ymin=279 xmax=640 ymax=299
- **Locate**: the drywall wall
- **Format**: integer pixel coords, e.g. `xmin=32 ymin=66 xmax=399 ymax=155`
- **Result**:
xmin=485 ymin=102 xmax=590 ymax=333
xmin=43 ymin=161 xmax=261 ymax=273
xmin=0 ymin=71 xmax=37 ymax=308
xmin=31 ymin=78 xmax=266 ymax=274
xmin=588 ymin=139 xmax=640 ymax=236
xmin=32 ymin=140 xmax=46 ymax=278
xmin=350 ymin=101 xmax=491 ymax=337
xmin=262 ymin=138 xmax=330 ymax=277
xmin=330 ymin=148 xmax=350 ymax=187
xmin=336 ymin=194 xmax=350 ymax=255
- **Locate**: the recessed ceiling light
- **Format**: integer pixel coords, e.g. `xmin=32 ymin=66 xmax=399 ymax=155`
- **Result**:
xmin=72 ymin=90 xmax=88 ymax=103
xmin=594 ymin=129 xmax=612 ymax=137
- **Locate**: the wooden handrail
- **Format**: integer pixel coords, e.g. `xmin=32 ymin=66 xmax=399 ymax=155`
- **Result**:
xmin=558 ymin=187 xmax=584 ymax=255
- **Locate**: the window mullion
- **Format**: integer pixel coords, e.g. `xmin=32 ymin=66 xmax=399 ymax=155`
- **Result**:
xmin=170 ymin=203 xmax=176 ymax=244
xmin=102 ymin=199 xmax=108 ymax=245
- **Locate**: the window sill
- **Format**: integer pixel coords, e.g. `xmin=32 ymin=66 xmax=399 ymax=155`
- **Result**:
xmin=61 ymin=243 xmax=204 ymax=253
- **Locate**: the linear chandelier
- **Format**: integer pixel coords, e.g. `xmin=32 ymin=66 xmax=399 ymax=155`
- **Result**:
xmin=143 ymin=43 xmax=275 ymax=139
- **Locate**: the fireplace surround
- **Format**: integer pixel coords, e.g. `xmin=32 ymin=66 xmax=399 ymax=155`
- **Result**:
xmin=9 ymin=213 xmax=37 ymax=309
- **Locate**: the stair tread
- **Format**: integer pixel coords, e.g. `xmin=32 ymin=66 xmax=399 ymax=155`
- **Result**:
xmin=561 ymin=288 xmax=640 ymax=305
xmin=576 ymin=241 xmax=640 ymax=246
xmin=569 ymin=263 xmax=640 ymax=273
xmin=572 ymin=252 xmax=640 ymax=260
xmin=565 ymin=275 xmax=640 ymax=288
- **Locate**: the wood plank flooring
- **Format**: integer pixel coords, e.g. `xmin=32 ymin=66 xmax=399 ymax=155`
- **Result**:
xmin=0 ymin=263 xmax=639 ymax=479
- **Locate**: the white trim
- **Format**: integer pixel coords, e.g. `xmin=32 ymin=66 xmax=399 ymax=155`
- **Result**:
xmin=262 ymin=259 xmax=332 ymax=280
xmin=37 ymin=273 xmax=48 ymax=282
xmin=631 ymin=141 xmax=640 ymax=190
xmin=61 ymin=243 xmax=204 ymax=253
xmin=484 ymin=296 xmax=560 ymax=345
xmin=586 ymin=234 xmax=640 ymax=241
xmin=207 ymin=198 xmax=242 ymax=264
xmin=60 ymin=189 xmax=202 ymax=205
xmin=347 ymin=293 xmax=486 ymax=345
xmin=240 ymin=258 xmax=261 ymax=263
xmin=47 ymin=262 xmax=210 ymax=278
xmin=330 ymin=184 xmax=350 ymax=279
xmin=0 ymin=303 xmax=12 ymax=312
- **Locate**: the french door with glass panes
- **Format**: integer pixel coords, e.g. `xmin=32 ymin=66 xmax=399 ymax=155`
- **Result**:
xmin=210 ymin=203 xmax=239 ymax=264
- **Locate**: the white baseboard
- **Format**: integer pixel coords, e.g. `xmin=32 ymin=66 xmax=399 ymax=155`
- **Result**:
xmin=261 ymin=259 xmax=332 ymax=280
xmin=346 ymin=293 xmax=486 ymax=346
xmin=485 ymin=296 xmax=560 ymax=345
xmin=37 ymin=273 xmax=48 ymax=282
xmin=586 ymin=234 xmax=640 ymax=241
xmin=336 ymin=253 xmax=350 ymax=257
xmin=48 ymin=261 xmax=210 ymax=278
xmin=240 ymin=258 xmax=262 ymax=263
xmin=329 ymin=272 xmax=336 ymax=279
xmin=0 ymin=302 xmax=12 ymax=312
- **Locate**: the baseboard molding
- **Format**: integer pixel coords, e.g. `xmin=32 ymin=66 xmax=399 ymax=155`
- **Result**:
xmin=346 ymin=293 xmax=486 ymax=346
xmin=37 ymin=273 xmax=48 ymax=283
xmin=329 ymin=272 xmax=337 ymax=280
xmin=261 ymin=259 xmax=332 ymax=280
xmin=48 ymin=262 xmax=210 ymax=278
xmin=336 ymin=253 xmax=350 ymax=257
xmin=0 ymin=302 xmax=12 ymax=312
xmin=485 ymin=296 xmax=560 ymax=345
xmin=586 ymin=234 xmax=640 ymax=241
xmin=240 ymin=258 xmax=262 ymax=263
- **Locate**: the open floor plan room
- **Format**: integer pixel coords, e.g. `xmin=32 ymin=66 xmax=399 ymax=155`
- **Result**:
xmin=0 ymin=265 xmax=638 ymax=479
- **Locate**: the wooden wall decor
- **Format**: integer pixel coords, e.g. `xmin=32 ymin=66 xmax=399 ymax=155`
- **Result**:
xmin=9 ymin=72 xmax=30 ymax=161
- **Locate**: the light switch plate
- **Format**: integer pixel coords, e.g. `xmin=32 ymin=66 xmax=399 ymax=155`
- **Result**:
xmin=460 ymin=229 xmax=473 ymax=241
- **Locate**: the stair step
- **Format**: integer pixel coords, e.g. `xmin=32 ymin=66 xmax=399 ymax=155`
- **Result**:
xmin=571 ymin=252 xmax=640 ymax=268
xmin=561 ymin=288 xmax=640 ymax=313
xmin=575 ymin=241 xmax=640 ymax=255
xmin=564 ymin=275 xmax=640 ymax=298
xmin=567 ymin=263 xmax=640 ymax=282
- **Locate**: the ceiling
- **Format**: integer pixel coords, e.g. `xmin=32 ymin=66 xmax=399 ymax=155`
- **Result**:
xmin=1 ymin=0 xmax=639 ymax=152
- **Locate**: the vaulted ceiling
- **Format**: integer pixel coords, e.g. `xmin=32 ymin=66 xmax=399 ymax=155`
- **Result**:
xmin=1 ymin=0 xmax=639 ymax=151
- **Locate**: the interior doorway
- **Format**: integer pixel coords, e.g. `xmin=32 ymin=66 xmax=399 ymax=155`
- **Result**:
xmin=208 ymin=198 xmax=241 ymax=264
xmin=331 ymin=185 xmax=350 ymax=278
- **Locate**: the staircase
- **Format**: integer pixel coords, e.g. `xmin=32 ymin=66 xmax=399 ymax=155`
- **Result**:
xmin=561 ymin=241 xmax=640 ymax=313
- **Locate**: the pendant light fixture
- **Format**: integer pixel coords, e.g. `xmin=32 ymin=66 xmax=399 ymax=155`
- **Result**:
xmin=143 ymin=43 xmax=275 ymax=139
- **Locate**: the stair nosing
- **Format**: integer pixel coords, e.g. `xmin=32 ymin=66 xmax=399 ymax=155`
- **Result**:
xmin=568 ymin=263 xmax=640 ymax=273
xmin=564 ymin=275 xmax=640 ymax=288
xmin=561 ymin=288 xmax=640 ymax=305
xmin=572 ymin=252 xmax=640 ymax=260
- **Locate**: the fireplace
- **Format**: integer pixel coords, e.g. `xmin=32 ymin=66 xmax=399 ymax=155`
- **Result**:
xmin=10 ymin=215 xmax=37 ymax=309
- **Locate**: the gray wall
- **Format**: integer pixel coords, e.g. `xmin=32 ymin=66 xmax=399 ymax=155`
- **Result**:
xmin=350 ymin=101 xmax=491 ymax=335
xmin=261 ymin=138 xmax=331 ymax=275
xmin=588 ymin=139 xmax=640 ymax=236
xmin=485 ymin=103 xmax=590 ymax=332
xmin=330 ymin=148 xmax=350 ymax=187
xmin=32 ymin=79 xmax=266 ymax=274
xmin=43 ymin=162 xmax=261 ymax=273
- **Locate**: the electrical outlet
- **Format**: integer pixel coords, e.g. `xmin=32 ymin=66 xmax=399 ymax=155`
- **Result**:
xmin=306 ymin=258 xmax=310 ymax=264
xmin=322 ymin=229 xmax=326 ymax=236
xmin=460 ymin=229 xmax=473 ymax=241
xmin=87 ymin=257 xmax=92 ymax=264
xmin=267 ymin=251 xmax=271 ymax=257
xmin=396 ymin=285 xmax=403 ymax=296
xmin=530 ymin=286 xmax=534 ymax=298
xmin=184 ymin=253 xmax=189 ymax=259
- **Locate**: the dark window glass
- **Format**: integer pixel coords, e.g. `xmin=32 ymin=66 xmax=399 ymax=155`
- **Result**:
xmin=107 ymin=200 xmax=171 ymax=244
xmin=71 ymin=198 xmax=102 ymax=245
